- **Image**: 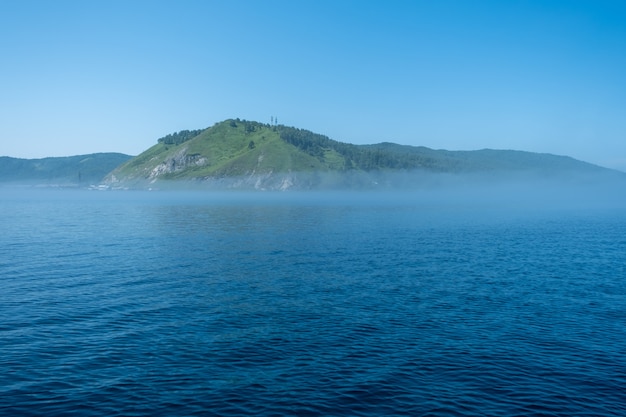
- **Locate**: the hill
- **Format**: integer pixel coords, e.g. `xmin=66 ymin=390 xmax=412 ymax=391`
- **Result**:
xmin=0 ymin=153 xmax=132 ymax=186
xmin=105 ymin=119 xmax=619 ymax=190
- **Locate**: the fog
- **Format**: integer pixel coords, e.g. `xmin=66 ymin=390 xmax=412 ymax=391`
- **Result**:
xmin=4 ymin=169 xmax=626 ymax=215
xmin=125 ymin=169 xmax=626 ymax=212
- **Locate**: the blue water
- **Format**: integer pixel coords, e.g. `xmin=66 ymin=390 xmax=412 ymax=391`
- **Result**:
xmin=1 ymin=188 xmax=625 ymax=416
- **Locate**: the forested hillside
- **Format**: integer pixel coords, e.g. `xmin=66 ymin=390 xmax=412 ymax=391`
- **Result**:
xmin=0 ymin=153 xmax=132 ymax=185
xmin=104 ymin=119 xmax=618 ymax=190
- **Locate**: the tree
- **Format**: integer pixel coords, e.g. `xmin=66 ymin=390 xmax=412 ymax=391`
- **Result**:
xmin=157 ymin=129 xmax=204 ymax=145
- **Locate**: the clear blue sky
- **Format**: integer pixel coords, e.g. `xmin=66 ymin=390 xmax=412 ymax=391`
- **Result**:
xmin=1 ymin=0 xmax=625 ymax=170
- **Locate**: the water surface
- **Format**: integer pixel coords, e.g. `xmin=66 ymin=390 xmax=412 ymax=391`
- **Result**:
xmin=1 ymin=189 xmax=625 ymax=416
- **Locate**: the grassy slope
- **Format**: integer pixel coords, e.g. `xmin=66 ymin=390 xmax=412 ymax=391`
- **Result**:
xmin=108 ymin=143 xmax=170 ymax=178
xmin=109 ymin=120 xmax=331 ymax=182
xmin=108 ymin=119 xmax=620 ymax=186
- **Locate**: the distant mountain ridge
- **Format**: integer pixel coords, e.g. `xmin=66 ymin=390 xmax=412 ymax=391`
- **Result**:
xmin=0 ymin=153 xmax=132 ymax=186
xmin=362 ymin=143 xmax=607 ymax=173
xmin=105 ymin=119 xmax=619 ymax=190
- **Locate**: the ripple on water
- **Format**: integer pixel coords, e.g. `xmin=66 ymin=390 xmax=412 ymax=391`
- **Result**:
xmin=1 ymin=192 xmax=625 ymax=416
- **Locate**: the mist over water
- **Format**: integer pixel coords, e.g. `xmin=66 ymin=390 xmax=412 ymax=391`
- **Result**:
xmin=1 ymin=181 xmax=625 ymax=416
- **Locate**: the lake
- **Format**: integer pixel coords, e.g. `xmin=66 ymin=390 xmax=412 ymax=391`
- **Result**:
xmin=1 ymin=187 xmax=625 ymax=416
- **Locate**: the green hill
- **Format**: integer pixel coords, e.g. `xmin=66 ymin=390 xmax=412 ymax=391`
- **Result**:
xmin=0 ymin=153 xmax=132 ymax=186
xmin=105 ymin=119 xmax=620 ymax=190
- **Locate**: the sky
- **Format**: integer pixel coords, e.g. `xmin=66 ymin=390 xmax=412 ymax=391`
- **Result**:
xmin=1 ymin=0 xmax=625 ymax=171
